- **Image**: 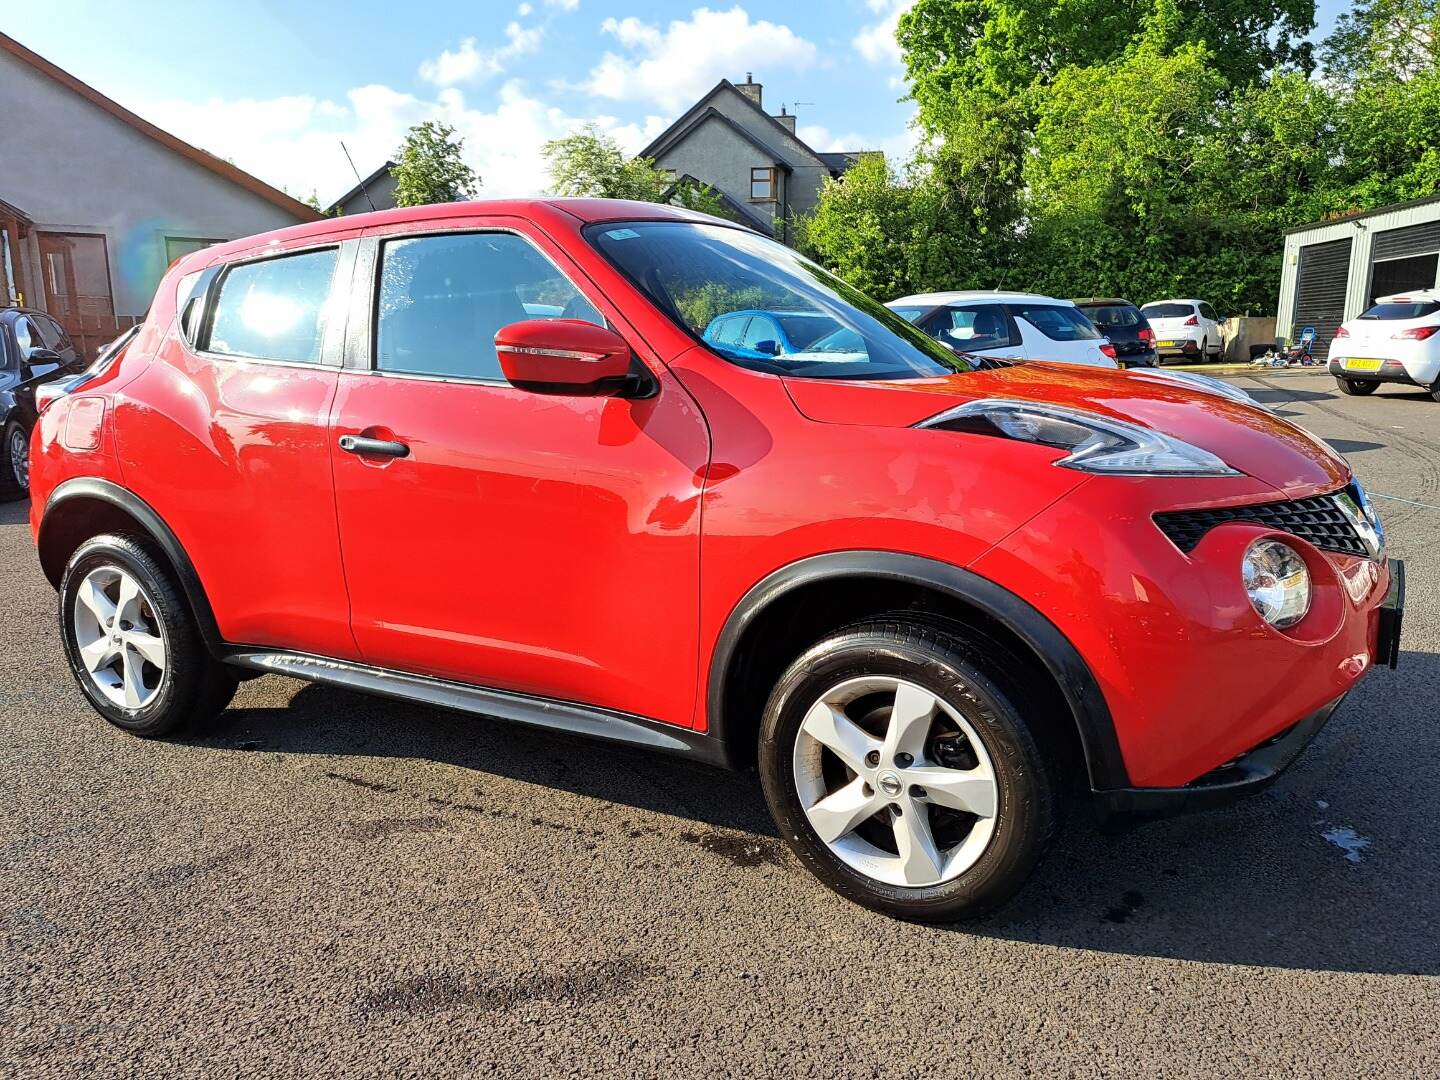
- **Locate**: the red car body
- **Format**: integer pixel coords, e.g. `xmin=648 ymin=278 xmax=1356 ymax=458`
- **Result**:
xmin=29 ymin=199 xmax=1398 ymax=812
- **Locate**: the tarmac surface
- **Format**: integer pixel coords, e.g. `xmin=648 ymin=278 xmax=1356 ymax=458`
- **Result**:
xmin=2 ymin=371 xmax=1437 ymax=1077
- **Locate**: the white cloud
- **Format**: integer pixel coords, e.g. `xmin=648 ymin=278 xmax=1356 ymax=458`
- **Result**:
xmin=853 ymin=0 xmax=913 ymax=75
xmin=419 ymin=21 xmax=544 ymax=86
xmin=582 ymin=6 xmax=817 ymax=112
xmin=517 ymin=2 xmax=533 ymax=13
xmin=546 ymin=0 xmax=580 ymax=9
xmin=798 ymin=115 xmax=920 ymax=163
xmin=131 ymin=79 xmax=668 ymax=205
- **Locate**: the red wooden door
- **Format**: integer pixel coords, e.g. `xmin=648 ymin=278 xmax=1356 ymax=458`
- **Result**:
xmin=37 ymin=232 xmax=117 ymax=359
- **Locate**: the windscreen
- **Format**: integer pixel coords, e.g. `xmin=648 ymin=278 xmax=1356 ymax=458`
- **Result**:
xmin=1361 ymin=301 xmax=1440 ymax=320
xmin=586 ymin=221 xmax=975 ymax=380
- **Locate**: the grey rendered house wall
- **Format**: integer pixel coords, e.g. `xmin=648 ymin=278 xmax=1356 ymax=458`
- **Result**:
xmin=704 ymin=90 xmax=831 ymax=218
xmin=2 ymin=47 xmax=307 ymax=316
xmin=652 ymin=120 xmax=783 ymax=232
xmin=337 ymin=171 xmax=399 ymax=217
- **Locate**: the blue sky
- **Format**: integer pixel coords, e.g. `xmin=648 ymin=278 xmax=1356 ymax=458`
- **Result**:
xmin=9 ymin=1 xmax=1350 ymax=205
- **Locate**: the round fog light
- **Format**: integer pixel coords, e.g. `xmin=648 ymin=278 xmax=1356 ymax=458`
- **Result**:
xmin=1242 ymin=539 xmax=1311 ymax=629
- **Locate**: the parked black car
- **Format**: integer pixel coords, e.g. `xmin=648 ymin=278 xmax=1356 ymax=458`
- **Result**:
xmin=1071 ymin=298 xmax=1158 ymax=368
xmin=1 ymin=307 xmax=85 ymax=500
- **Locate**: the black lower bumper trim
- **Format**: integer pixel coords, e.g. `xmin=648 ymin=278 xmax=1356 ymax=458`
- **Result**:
xmin=1377 ymin=558 xmax=1405 ymax=669
xmin=1094 ymin=695 xmax=1346 ymax=820
xmin=1328 ymin=362 xmax=1422 ymax=386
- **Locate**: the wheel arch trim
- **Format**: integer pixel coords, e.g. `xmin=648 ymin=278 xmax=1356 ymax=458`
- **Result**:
xmin=706 ymin=550 xmax=1130 ymax=790
xmin=40 ymin=477 xmax=224 ymax=656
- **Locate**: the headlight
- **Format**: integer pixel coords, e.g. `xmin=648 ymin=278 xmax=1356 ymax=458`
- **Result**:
xmin=1242 ymin=539 xmax=1311 ymax=628
xmin=918 ymin=399 xmax=1239 ymax=477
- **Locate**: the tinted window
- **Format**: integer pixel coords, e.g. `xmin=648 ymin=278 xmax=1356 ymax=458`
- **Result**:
xmin=35 ymin=315 xmax=68 ymax=350
xmin=1198 ymin=303 xmax=1218 ymax=321
xmin=588 ymin=221 xmax=973 ymax=380
xmin=376 ymin=231 xmax=602 ymax=382
xmin=206 ymin=248 xmax=339 ymax=364
xmin=14 ymin=317 xmax=37 ymax=358
xmin=1141 ymin=302 xmax=1194 ymax=319
xmin=1361 ymin=301 xmax=1440 ymax=320
xmin=1009 ymin=304 xmax=1101 ymax=341
xmin=1078 ymin=304 xmax=1139 ymax=328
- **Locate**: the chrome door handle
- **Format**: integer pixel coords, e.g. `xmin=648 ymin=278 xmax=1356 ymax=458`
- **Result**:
xmin=338 ymin=434 xmax=409 ymax=458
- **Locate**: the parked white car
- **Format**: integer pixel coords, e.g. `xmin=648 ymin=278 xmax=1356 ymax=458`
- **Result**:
xmin=888 ymin=291 xmax=1118 ymax=368
xmin=1329 ymin=290 xmax=1440 ymax=400
xmin=1139 ymin=299 xmax=1223 ymax=363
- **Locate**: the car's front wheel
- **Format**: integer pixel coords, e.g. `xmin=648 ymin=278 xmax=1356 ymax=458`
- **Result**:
xmin=59 ymin=534 xmax=238 ymax=737
xmin=759 ymin=618 xmax=1058 ymax=922
xmin=1 ymin=419 xmax=29 ymax=501
xmin=1336 ymin=378 xmax=1379 ymax=396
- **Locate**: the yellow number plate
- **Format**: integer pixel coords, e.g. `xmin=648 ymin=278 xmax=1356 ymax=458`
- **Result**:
xmin=1157 ymin=340 xmax=1177 ymax=347
xmin=1345 ymin=358 xmax=1382 ymax=371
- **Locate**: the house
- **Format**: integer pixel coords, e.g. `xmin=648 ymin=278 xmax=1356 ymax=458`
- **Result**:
xmin=0 ymin=31 xmax=321 ymax=357
xmin=328 ymin=161 xmax=399 ymax=217
xmin=639 ymin=75 xmax=872 ymax=242
xmin=1277 ymin=193 xmax=1440 ymax=356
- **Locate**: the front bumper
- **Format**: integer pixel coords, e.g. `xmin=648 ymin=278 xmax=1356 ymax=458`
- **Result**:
xmin=1096 ymin=557 xmax=1405 ymax=819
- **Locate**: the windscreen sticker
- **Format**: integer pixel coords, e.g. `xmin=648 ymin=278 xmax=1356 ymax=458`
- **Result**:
xmin=604 ymin=228 xmax=641 ymax=241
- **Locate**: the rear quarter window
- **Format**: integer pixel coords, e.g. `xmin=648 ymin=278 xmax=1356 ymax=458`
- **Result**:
xmin=204 ymin=248 xmax=340 ymax=364
xmin=1008 ymin=304 xmax=1101 ymax=341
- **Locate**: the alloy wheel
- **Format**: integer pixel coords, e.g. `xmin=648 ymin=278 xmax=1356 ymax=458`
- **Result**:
xmin=71 ymin=565 xmax=168 ymax=710
xmin=792 ymin=675 xmax=999 ymax=888
xmin=9 ymin=427 xmax=27 ymax=490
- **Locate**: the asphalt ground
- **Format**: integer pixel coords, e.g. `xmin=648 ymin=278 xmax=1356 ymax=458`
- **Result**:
xmin=2 ymin=371 xmax=1437 ymax=1078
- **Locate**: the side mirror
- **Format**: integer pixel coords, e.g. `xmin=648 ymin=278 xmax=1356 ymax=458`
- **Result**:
xmin=495 ymin=319 xmax=640 ymax=397
xmin=753 ymin=339 xmax=781 ymax=356
xmin=23 ymin=347 xmax=63 ymax=373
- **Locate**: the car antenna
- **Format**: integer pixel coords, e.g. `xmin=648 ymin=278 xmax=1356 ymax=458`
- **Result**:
xmin=340 ymin=141 xmax=378 ymax=213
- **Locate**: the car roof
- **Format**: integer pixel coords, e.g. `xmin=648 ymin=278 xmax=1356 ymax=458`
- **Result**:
xmin=1070 ymin=297 xmax=1135 ymax=307
xmin=1376 ymin=289 xmax=1440 ymax=303
xmin=180 ymin=198 xmax=737 ymax=273
xmin=1141 ymin=298 xmax=1203 ymax=306
xmin=889 ymin=291 xmax=1076 ymax=306
xmin=719 ymin=310 xmax=834 ymax=319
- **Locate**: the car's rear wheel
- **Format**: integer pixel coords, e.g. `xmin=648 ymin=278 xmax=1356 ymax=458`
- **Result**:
xmin=1336 ymin=378 xmax=1379 ymax=396
xmin=759 ymin=618 xmax=1058 ymax=922
xmin=59 ymin=534 xmax=238 ymax=737
xmin=0 ymin=419 xmax=29 ymax=501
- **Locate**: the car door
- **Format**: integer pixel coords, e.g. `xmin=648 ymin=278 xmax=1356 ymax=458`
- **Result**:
xmin=328 ymin=216 xmax=710 ymax=729
xmin=1198 ymin=303 xmax=1221 ymax=352
xmin=112 ymin=239 xmax=362 ymax=660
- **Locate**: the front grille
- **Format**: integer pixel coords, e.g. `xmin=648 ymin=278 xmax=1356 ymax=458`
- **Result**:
xmin=1154 ymin=487 xmax=1370 ymax=558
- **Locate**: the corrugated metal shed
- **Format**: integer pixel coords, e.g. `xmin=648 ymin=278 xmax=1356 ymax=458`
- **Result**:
xmin=1277 ymin=195 xmax=1440 ymax=354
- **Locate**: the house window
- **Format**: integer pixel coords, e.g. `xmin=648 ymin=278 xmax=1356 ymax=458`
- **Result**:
xmin=166 ymin=237 xmax=225 ymax=265
xmin=750 ymin=167 xmax=776 ymax=202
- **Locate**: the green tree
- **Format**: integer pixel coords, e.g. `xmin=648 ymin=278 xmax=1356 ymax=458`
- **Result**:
xmin=899 ymin=0 xmax=1315 ymax=121
xmin=543 ymin=125 xmax=735 ymax=221
xmin=1322 ymin=0 xmax=1438 ymax=80
xmin=391 ymin=121 xmax=480 ymax=208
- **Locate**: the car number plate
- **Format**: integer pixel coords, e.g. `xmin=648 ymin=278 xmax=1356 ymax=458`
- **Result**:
xmin=1345 ymin=358 xmax=1383 ymax=371
xmin=1157 ymin=340 xmax=1177 ymax=347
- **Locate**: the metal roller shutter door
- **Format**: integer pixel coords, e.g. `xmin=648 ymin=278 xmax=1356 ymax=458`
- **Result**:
xmin=1292 ymin=237 xmax=1351 ymax=357
xmin=1373 ymin=220 xmax=1440 ymax=261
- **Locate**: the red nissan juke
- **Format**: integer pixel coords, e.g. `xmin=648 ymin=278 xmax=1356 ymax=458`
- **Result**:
xmin=28 ymin=200 xmax=1403 ymax=921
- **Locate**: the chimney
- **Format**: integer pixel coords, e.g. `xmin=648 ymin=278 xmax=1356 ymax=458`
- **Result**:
xmin=737 ymin=73 xmax=762 ymax=108
xmin=773 ymin=105 xmax=796 ymax=134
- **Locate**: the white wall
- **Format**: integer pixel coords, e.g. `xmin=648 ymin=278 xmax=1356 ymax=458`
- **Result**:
xmin=1 ymin=48 xmax=308 ymax=316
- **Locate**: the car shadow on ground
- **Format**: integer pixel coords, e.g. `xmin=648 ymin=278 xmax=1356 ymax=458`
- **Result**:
xmin=1244 ymin=387 xmax=1337 ymax=404
xmin=1326 ymin=438 xmax=1387 ymax=454
xmin=193 ymin=647 xmax=1440 ymax=977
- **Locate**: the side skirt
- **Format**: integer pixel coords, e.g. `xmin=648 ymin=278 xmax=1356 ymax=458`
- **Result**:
xmin=221 ymin=648 xmax=732 ymax=769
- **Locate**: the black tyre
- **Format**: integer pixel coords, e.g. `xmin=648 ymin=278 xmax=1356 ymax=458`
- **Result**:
xmin=758 ymin=618 xmax=1059 ymax=922
xmin=0 ymin=418 xmax=29 ymax=502
xmin=59 ymin=533 xmax=237 ymax=737
xmin=1336 ymin=378 xmax=1379 ymax=396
